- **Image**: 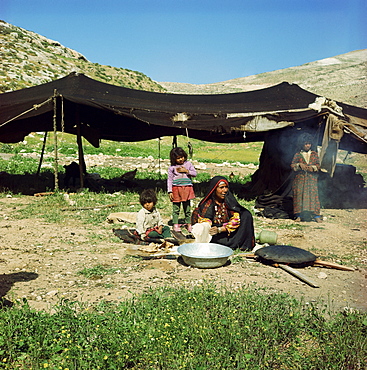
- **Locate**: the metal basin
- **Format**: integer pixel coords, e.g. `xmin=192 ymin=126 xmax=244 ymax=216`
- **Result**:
xmin=178 ymin=243 xmax=233 ymax=268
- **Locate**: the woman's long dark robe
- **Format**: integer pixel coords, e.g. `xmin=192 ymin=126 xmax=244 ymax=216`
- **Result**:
xmin=191 ymin=176 xmax=255 ymax=251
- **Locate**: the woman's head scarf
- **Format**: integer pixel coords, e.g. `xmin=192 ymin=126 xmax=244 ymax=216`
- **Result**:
xmin=297 ymin=132 xmax=314 ymax=151
xmin=197 ymin=176 xmax=244 ymax=219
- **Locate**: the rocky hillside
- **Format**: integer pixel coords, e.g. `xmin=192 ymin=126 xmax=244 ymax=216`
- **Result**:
xmin=1 ymin=20 xmax=366 ymax=108
xmin=0 ymin=20 xmax=166 ymax=93
xmin=160 ymin=49 xmax=367 ymax=108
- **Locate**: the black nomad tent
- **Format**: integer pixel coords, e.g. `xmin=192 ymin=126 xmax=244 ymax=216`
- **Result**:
xmin=1 ymin=72 xmax=366 ymax=148
xmin=0 ymin=72 xmax=366 ymax=197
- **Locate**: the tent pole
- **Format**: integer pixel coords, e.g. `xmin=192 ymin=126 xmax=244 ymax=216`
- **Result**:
xmin=76 ymin=122 xmax=85 ymax=189
xmin=53 ymin=91 xmax=59 ymax=191
xmin=158 ymin=137 xmax=161 ymax=180
xmin=36 ymin=131 xmax=48 ymax=176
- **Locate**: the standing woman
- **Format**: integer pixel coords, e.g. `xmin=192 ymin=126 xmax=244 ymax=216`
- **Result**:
xmin=191 ymin=176 xmax=255 ymax=251
xmin=291 ymin=133 xmax=322 ymax=222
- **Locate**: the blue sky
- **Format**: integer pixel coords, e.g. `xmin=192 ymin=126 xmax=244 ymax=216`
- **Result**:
xmin=2 ymin=0 xmax=366 ymax=84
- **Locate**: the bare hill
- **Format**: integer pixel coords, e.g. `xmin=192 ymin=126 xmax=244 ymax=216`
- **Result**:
xmin=1 ymin=20 xmax=366 ymax=108
xmin=159 ymin=49 xmax=367 ymax=108
xmin=0 ymin=20 xmax=165 ymax=93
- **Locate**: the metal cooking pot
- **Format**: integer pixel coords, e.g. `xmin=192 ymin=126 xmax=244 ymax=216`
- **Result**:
xmin=178 ymin=243 xmax=233 ymax=268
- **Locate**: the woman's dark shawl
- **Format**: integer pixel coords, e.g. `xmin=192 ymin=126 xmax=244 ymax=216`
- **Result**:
xmin=197 ymin=175 xmax=245 ymax=221
xmin=194 ymin=176 xmax=255 ymax=251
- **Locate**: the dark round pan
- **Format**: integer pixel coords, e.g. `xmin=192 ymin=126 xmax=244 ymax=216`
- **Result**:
xmin=254 ymin=245 xmax=317 ymax=265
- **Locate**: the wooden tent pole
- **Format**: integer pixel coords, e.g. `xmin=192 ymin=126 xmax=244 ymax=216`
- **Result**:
xmin=36 ymin=131 xmax=48 ymax=176
xmin=53 ymin=90 xmax=59 ymax=191
xmin=76 ymin=121 xmax=85 ymax=189
xmin=158 ymin=137 xmax=161 ymax=180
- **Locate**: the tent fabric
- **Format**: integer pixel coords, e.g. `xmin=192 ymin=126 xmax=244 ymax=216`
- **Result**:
xmin=0 ymin=72 xmax=366 ymax=153
xmin=319 ymin=114 xmax=342 ymax=177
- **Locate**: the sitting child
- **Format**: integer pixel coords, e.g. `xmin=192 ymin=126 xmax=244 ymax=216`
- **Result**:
xmin=136 ymin=189 xmax=175 ymax=243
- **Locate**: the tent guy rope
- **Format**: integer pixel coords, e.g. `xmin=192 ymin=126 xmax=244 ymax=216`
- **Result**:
xmin=0 ymin=97 xmax=53 ymax=128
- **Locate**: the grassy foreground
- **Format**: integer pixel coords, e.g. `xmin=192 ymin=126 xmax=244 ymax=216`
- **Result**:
xmin=0 ymin=134 xmax=366 ymax=369
xmin=0 ymin=189 xmax=365 ymax=369
xmin=1 ymin=285 xmax=366 ymax=370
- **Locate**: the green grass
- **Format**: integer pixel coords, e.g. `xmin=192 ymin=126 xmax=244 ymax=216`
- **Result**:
xmin=0 ymin=133 xmax=261 ymax=197
xmin=12 ymin=190 xmax=131 ymax=227
xmin=7 ymin=185 xmax=256 ymax=228
xmin=0 ymin=285 xmax=366 ymax=369
xmin=0 ymin=155 xmax=49 ymax=175
xmin=272 ymin=222 xmax=307 ymax=231
xmin=13 ymin=191 xmax=67 ymax=222
xmin=77 ymin=264 xmax=121 ymax=279
xmin=0 ymin=133 xmax=263 ymax=166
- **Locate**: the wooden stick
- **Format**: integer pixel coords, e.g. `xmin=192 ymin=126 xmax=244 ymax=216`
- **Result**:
xmin=34 ymin=192 xmax=55 ymax=197
xmin=129 ymin=253 xmax=179 ymax=260
xmin=276 ymin=264 xmax=319 ymax=288
xmin=236 ymin=253 xmax=256 ymax=259
xmin=313 ymin=260 xmax=354 ymax=271
xmin=236 ymin=254 xmax=354 ymax=271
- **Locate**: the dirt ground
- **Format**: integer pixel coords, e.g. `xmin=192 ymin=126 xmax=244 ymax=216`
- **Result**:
xmin=0 ymin=158 xmax=366 ymax=315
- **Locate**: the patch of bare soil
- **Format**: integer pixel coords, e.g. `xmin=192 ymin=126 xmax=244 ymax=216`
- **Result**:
xmin=1 ymin=190 xmax=366 ymax=315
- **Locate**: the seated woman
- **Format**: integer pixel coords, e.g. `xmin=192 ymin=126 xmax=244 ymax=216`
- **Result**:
xmin=191 ymin=176 xmax=255 ymax=251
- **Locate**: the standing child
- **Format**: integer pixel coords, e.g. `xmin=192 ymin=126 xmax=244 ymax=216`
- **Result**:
xmin=291 ymin=133 xmax=322 ymax=223
xmin=136 ymin=189 xmax=175 ymax=242
xmin=168 ymin=147 xmax=197 ymax=232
